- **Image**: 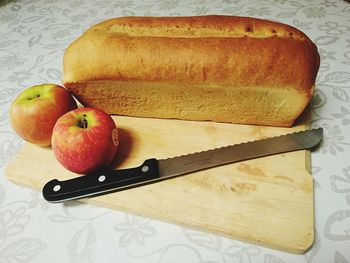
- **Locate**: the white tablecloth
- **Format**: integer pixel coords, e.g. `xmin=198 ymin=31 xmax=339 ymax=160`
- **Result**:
xmin=1 ymin=0 xmax=350 ymax=262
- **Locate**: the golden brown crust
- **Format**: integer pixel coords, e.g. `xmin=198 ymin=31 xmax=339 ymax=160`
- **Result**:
xmin=87 ymin=15 xmax=309 ymax=40
xmin=63 ymin=15 xmax=320 ymax=127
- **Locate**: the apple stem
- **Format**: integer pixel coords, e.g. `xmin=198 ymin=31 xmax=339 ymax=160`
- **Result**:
xmin=81 ymin=114 xmax=88 ymax=129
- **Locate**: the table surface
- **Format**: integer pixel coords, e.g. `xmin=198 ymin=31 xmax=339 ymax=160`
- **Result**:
xmin=1 ymin=0 xmax=349 ymax=262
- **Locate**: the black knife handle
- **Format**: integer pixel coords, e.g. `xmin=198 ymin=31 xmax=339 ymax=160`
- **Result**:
xmin=42 ymin=158 xmax=159 ymax=203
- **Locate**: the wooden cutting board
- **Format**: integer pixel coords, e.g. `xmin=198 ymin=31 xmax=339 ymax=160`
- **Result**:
xmin=5 ymin=111 xmax=314 ymax=254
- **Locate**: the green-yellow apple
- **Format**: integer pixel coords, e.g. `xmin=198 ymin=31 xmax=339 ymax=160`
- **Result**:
xmin=51 ymin=107 xmax=119 ymax=174
xmin=9 ymin=84 xmax=78 ymax=146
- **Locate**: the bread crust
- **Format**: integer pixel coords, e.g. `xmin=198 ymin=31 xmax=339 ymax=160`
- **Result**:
xmin=63 ymin=15 xmax=320 ymax=127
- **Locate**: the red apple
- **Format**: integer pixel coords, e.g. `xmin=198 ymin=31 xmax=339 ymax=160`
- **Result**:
xmin=9 ymin=84 xmax=78 ymax=146
xmin=51 ymin=107 xmax=119 ymax=174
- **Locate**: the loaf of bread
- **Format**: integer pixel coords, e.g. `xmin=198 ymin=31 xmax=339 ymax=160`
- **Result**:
xmin=63 ymin=15 xmax=320 ymax=127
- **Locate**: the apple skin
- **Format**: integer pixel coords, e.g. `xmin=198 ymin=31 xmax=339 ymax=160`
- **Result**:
xmin=9 ymin=84 xmax=78 ymax=146
xmin=51 ymin=107 xmax=119 ymax=174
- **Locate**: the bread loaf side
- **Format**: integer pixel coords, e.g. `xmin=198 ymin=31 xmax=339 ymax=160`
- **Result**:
xmin=63 ymin=15 xmax=320 ymax=127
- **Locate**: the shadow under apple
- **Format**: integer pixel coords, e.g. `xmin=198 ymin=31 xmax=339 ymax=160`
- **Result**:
xmin=108 ymin=127 xmax=134 ymax=169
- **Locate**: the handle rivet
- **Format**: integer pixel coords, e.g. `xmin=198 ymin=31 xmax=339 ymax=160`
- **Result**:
xmin=142 ymin=165 xmax=149 ymax=173
xmin=53 ymin=185 xmax=61 ymax=192
xmin=98 ymin=175 xmax=106 ymax=182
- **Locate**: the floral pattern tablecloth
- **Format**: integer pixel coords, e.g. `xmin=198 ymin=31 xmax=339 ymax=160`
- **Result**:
xmin=1 ymin=0 xmax=350 ymax=262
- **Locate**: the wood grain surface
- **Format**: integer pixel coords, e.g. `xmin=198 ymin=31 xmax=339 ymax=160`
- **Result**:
xmin=5 ymin=111 xmax=314 ymax=254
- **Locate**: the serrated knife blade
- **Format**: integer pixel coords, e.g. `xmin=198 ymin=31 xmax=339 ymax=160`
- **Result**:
xmin=42 ymin=128 xmax=323 ymax=203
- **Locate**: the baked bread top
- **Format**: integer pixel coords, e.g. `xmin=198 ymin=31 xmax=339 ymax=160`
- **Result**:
xmin=63 ymin=15 xmax=319 ymax=96
xmin=87 ymin=15 xmax=309 ymax=40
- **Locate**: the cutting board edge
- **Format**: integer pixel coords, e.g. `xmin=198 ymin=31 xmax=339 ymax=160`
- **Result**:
xmin=4 ymin=162 xmax=36 ymax=191
xmin=4 ymin=151 xmax=315 ymax=255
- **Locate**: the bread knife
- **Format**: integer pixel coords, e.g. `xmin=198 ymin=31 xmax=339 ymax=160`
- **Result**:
xmin=42 ymin=128 xmax=323 ymax=203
